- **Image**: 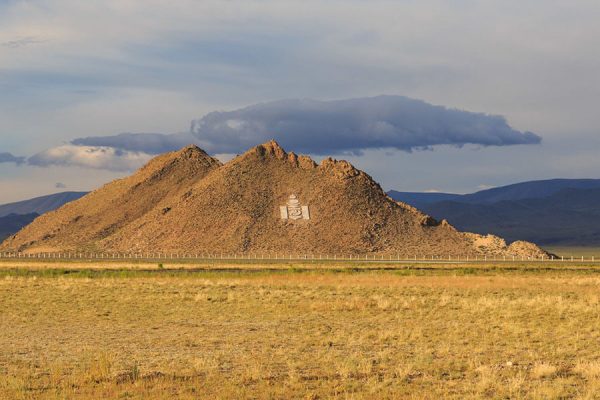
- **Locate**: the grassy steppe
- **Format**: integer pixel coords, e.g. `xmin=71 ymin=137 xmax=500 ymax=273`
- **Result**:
xmin=1 ymin=263 xmax=600 ymax=399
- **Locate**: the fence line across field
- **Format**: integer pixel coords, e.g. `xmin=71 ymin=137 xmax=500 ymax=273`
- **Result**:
xmin=0 ymin=252 xmax=597 ymax=263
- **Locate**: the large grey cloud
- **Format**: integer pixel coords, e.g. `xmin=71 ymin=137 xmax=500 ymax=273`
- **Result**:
xmin=0 ymin=152 xmax=25 ymax=165
xmin=21 ymin=95 xmax=542 ymax=172
xmin=71 ymin=132 xmax=197 ymax=155
xmin=190 ymin=96 xmax=541 ymax=155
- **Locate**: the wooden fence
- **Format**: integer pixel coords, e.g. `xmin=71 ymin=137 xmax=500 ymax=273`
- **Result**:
xmin=0 ymin=252 xmax=597 ymax=263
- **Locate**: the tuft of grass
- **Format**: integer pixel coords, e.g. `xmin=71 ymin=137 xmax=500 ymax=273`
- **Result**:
xmin=84 ymin=352 xmax=115 ymax=383
xmin=531 ymin=363 xmax=558 ymax=379
xmin=574 ymin=361 xmax=600 ymax=380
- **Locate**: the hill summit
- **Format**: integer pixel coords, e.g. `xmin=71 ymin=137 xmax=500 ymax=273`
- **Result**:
xmin=1 ymin=141 xmax=547 ymax=257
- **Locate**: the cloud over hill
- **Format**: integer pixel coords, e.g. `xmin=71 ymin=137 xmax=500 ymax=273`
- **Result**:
xmin=191 ymin=96 xmax=541 ymax=155
xmin=27 ymin=145 xmax=152 ymax=172
xmin=19 ymin=96 xmax=541 ymax=171
xmin=71 ymin=132 xmax=197 ymax=155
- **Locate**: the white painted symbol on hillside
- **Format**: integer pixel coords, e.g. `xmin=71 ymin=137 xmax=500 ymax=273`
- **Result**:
xmin=280 ymin=194 xmax=310 ymax=220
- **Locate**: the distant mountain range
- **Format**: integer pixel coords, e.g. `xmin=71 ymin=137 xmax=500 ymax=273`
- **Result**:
xmin=0 ymin=192 xmax=87 ymax=241
xmin=0 ymin=191 xmax=87 ymax=218
xmin=388 ymin=179 xmax=600 ymax=246
xmin=0 ymin=213 xmax=40 ymax=242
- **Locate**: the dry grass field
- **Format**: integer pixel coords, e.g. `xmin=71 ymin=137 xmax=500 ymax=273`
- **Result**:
xmin=2 ymin=262 xmax=600 ymax=399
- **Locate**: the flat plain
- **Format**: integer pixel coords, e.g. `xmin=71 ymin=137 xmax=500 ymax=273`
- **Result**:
xmin=2 ymin=261 xmax=600 ymax=399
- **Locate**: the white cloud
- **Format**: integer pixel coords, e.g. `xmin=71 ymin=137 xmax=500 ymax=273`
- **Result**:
xmin=477 ymin=184 xmax=496 ymax=191
xmin=213 ymin=153 xmax=237 ymax=163
xmin=27 ymin=145 xmax=152 ymax=171
xmin=71 ymin=132 xmax=197 ymax=155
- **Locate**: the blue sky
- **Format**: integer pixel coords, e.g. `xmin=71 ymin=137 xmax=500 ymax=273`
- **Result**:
xmin=1 ymin=0 xmax=599 ymax=203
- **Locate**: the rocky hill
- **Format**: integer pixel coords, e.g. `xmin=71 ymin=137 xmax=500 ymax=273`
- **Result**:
xmin=1 ymin=141 xmax=548 ymax=257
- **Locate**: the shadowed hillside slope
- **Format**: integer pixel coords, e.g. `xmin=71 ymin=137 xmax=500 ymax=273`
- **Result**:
xmin=1 ymin=141 xmax=547 ymax=257
xmin=1 ymin=146 xmax=221 ymax=252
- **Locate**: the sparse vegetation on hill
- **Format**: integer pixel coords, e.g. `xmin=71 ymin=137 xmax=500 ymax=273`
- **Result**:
xmin=1 ymin=141 xmax=548 ymax=258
